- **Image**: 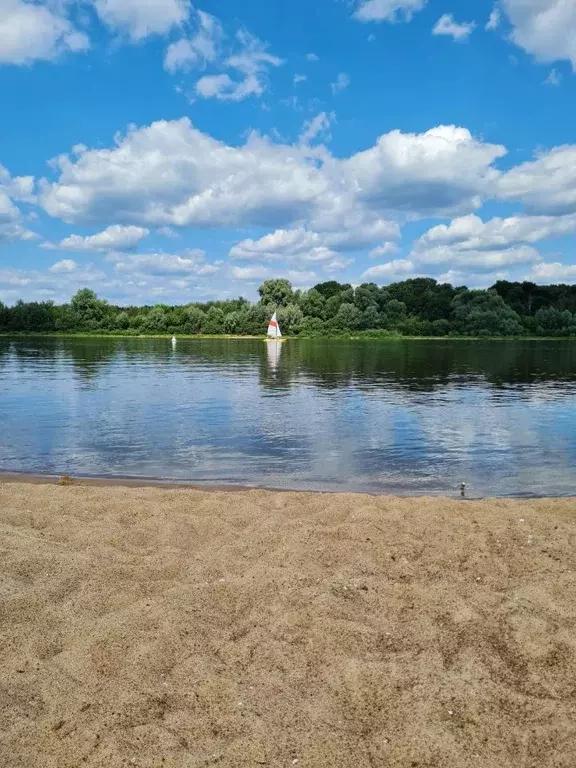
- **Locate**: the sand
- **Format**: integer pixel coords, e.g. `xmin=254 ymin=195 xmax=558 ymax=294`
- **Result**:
xmin=1 ymin=481 xmax=575 ymax=767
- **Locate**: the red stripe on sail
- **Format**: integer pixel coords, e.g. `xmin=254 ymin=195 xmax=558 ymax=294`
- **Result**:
xmin=269 ymin=320 xmax=278 ymax=327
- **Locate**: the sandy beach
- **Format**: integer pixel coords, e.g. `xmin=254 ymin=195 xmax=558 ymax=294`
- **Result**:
xmin=1 ymin=481 xmax=575 ymax=767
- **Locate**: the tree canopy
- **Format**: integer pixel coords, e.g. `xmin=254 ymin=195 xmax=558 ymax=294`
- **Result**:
xmin=2 ymin=277 xmax=576 ymax=337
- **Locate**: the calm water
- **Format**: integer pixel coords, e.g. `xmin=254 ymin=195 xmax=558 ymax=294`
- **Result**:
xmin=1 ymin=336 xmax=576 ymax=497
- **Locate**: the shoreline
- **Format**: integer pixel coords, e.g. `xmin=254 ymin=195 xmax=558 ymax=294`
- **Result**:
xmin=1 ymin=481 xmax=575 ymax=767
xmin=2 ymin=470 xmax=575 ymax=500
xmin=2 ymin=332 xmax=576 ymax=341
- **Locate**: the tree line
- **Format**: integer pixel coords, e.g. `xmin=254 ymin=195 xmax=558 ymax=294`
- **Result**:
xmin=2 ymin=278 xmax=576 ymax=337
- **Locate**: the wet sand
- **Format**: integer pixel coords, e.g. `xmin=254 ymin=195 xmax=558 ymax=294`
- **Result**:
xmin=1 ymin=481 xmax=575 ymax=767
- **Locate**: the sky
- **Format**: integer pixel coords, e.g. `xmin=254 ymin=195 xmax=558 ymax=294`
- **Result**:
xmin=1 ymin=0 xmax=576 ymax=306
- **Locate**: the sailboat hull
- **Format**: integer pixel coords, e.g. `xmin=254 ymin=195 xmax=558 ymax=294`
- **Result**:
xmin=264 ymin=338 xmax=288 ymax=342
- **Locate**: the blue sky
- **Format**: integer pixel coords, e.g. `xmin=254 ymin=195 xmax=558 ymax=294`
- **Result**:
xmin=1 ymin=0 xmax=576 ymax=305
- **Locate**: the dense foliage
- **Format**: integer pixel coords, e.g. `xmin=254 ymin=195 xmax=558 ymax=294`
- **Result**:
xmin=2 ymin=278 xmax=576 ymax=337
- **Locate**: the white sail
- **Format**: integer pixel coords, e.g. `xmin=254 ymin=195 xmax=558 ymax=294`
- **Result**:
xmin=267 ymin=311 xmax=282 ymax=338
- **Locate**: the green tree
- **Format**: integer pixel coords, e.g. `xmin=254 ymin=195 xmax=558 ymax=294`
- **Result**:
xmin=332 ymin=302 xmax=361 ymax=330
xmin=202 ymin=306 xmax=225 ymax=334
xmin=354 ymin=283 xmax=380 ymax=312
xmin=360 ymin=304 xmax=381 ymax=330
xmin=258 ymin=279 xmax=294 ymax=307
xmin=142 ymin=306 xmax=168 ymax=333
xmin=312 ymin=281 xmax=351 ymax=299
xmin=70 ymin=289 xmax=109 ymax=330
xmin=300 ymin=288 xmax=326 ymax=318
xmin=277 ymin=303 xmax=304 ymax=334
xmin=182 ymin=306 xmax=205 ymax=334
xmin=452 ymin=290 xmax=524 ymax=336
xmin=534 ymin=307 xmax=576 ymax=336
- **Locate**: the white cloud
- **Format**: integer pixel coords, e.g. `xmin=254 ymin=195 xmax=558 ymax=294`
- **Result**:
xmin=294 ymin=73 xmax=307 ymax=85
xmin=496 ymin=145 xmax=576 ymax=214
xmin=322 ymin=257 xmax=354 ymax=273
xmin=340 ymin=124 xmax=506 ymax=216
xmin=164 ymin=11 xmax=223 ymax=73
xmin=0 ymin=0 xmax=89 ymax=66
xmin=413 ymin=244 xmax=542 ymax=270
xmin=231 ymin=265 xmax=271 ymax=280
xmin=46 ymin=224 xmax=149 ymax=252
xmin=370 ymin=242 xmax=400 ymax=258
xmin=432 ymin=14 xmax=476 ymax=42
xmin=40 ymin=118 xmax=506 ymax=242
xmin=502 ymin=0 xmax=576 ymax=69
xmin=91 ymin=0 xmax=190 ymax=41
xmin=192 ymin=28 xmax=283 ymax=102
xmin=229 ymin=217 xmax=399 ymax=266
xmin=437 ymin=268 xmax=509 ymax=287
xmin=286 ymin=269 xmax=316 ymax=284
xmin=528 ymin=262 xmax=576 ymax=283
xmin=230 ymin=229 xmax=339 ymax=265
xmin=306 ymin=53 xmax=319 ymax=62
xmin=0 ymin=164 xmax=36 ymax=242
xmin=112 ymin=250 xmax=219 ymax=277
xmin=486 ymin=7 xmax=501 ymax=30
xmin=354 ymin=0 xmax=427 ymax=24
xmin=362 ymin=259 xmax=414 ymax=279
xmin=415 ymin=212 xmax=576 ymax=252
xmin=299 ymin=112 xmax=333 ymax=145
xmin=544 ymin=68 xmax=561 ymax=86
xmin=330 ymin=72 xmax=350 ymax=94
xmin=49 ymin=259 xmax=78 ymax=273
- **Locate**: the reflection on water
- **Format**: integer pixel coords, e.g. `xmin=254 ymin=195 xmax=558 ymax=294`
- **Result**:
xmin=1 ymin=336 xmax=575 ymax=496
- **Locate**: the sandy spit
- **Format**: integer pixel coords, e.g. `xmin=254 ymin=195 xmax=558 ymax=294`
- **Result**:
xmin=1 ymin=482 xmax=575 ymax=767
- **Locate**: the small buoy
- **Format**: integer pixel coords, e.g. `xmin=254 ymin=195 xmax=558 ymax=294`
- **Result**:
xmin=460 ymin=482 xmax=466 ymax=497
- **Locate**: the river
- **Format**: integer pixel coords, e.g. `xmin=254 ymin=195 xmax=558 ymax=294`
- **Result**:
xmin=1 ymin=336 xmax=575 ymax=496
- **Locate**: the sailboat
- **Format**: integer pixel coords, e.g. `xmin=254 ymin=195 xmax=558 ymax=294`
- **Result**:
xmin=265 ymin=311 xmax=287 ymax=342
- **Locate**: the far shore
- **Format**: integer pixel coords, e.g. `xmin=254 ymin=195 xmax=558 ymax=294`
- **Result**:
xmin=2 ymin=331 xmax=576 ymax=342
xmin=1 ymin=480 xmax=575 ymax=767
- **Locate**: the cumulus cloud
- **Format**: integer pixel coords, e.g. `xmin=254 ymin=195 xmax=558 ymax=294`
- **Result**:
xmin=111 ymin=250 xmax=220 ymax=277
xmin=229 ymin=217 xmax=399 ymax=266
xmin=49 ymin=259 xmax=78 ymax=273
xmin=437 ymin=268 xmax=509 ymax=288
xmin=501 ymin=0 xmax=576 ymax=69
xmin=0 ymin=164 xmax=37 ymax=242
xmin=164 ymin=10 xmax=223 ymax=73
xmin=528 ymin=262 xmax=576 ymax=283
xmin=354 ymin=0 xmax=427 ymax=24
xmin=0 ymin=0 xmax=89 ymax=65
xmin=370 ymin=242 xmax=400 ymax=258
xmin=231 ymin=265 xmax=271 ymax=280
xmin=432 ymin=14 xmax=476 ymax=42
xmin=412 ymin=244 xmax=542 ymax=271
xmin=91 ymin=0 xmax=190 ymax=42
xmin=362 ymin=259 xmax=414 ymax=279
xmin=40 ymin=118 xmax=505 ymax=238
xmin=496 ymin=145 xmax=576 ymax=214
xmin=339 ymin=125 xmax=506 ymax=216
xmin=415 ymin=212 xmax=576 ymax=252
xmin=45 ymin=224 xmax=150 ymax=252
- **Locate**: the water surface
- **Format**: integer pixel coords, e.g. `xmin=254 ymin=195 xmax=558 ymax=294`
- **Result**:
xmin=1 ymin=336 xmax=575 ymax=497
